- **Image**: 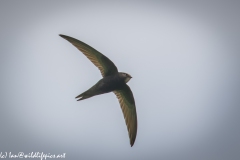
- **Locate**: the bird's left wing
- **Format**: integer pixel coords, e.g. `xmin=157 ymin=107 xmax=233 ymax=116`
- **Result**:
xmin=59 ymin=34 xmax=118 ymax=77
xmin=114 ymin=84 xmax=137 ymax=147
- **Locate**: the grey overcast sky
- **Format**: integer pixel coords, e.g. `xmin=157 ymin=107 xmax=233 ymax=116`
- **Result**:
xmin=1 ymin=0 xmax=240 ymax=160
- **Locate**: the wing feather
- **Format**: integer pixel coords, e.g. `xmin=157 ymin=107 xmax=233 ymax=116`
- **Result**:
xmin=60 ymin=34 xmax=118 ymax=77
xmin=114 ymin=85 xmax=137 ymax=147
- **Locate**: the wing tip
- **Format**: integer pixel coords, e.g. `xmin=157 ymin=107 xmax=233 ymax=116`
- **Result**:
xmin=59 ymin=34 xmax=66 ymax=38
xmin=130 ymin=139 xmax=135 ymax=147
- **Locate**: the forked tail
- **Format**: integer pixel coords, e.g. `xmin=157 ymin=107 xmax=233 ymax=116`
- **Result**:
xmin=75 ymin=91 xmax=93 ymax=101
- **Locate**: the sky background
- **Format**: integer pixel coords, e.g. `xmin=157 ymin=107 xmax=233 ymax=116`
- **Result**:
xmin=1 ymin=0 xmax=240 ymax=160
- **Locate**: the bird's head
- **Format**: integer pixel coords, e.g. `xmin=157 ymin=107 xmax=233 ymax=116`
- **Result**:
xmin=119 ymin=72 xmax=132 ymax=83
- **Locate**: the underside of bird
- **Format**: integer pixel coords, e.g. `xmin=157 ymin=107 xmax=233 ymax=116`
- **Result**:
xmin=60 ymin=34 xmax=137 ymax=147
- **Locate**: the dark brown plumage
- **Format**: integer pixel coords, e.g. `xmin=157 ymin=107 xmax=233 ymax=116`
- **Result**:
xmin=60 ymin=34 xmax=137 ymax=146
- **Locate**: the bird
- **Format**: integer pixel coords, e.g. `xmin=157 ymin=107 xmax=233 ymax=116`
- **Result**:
xmin=59 ymin=34 xmax=137 ymax=147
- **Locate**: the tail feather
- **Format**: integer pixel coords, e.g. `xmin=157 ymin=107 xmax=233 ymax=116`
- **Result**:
xmin=75 ymin=94 xmax=83 ymax=99
xmin=75 ymin=91 xmax=92 ymax=101
xmin=76 ymin=96 xmax=83 ymax=101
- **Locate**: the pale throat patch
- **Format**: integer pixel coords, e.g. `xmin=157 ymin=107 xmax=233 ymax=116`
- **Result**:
xmin=125 ymin=77 xmax=131 ymax=83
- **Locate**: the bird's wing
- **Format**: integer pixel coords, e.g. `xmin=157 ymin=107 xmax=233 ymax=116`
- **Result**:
xmin=114 ymin=84 xmax=137 ymax=147
xmin=60 ymin=34 xmax=118 ymax=77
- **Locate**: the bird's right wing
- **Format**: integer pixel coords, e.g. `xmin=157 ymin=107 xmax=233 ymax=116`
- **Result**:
xmin=114 ymin=84 xmax=137 ymax=147
xmin=60 ymin=34 xmax=118 ymax=77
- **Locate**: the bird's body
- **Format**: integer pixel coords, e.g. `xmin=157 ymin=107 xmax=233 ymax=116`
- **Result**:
xmin=76 ymin=73 xmax=127 ymax=101
xmin=60 ymin=34 xmax=137 ymax=147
